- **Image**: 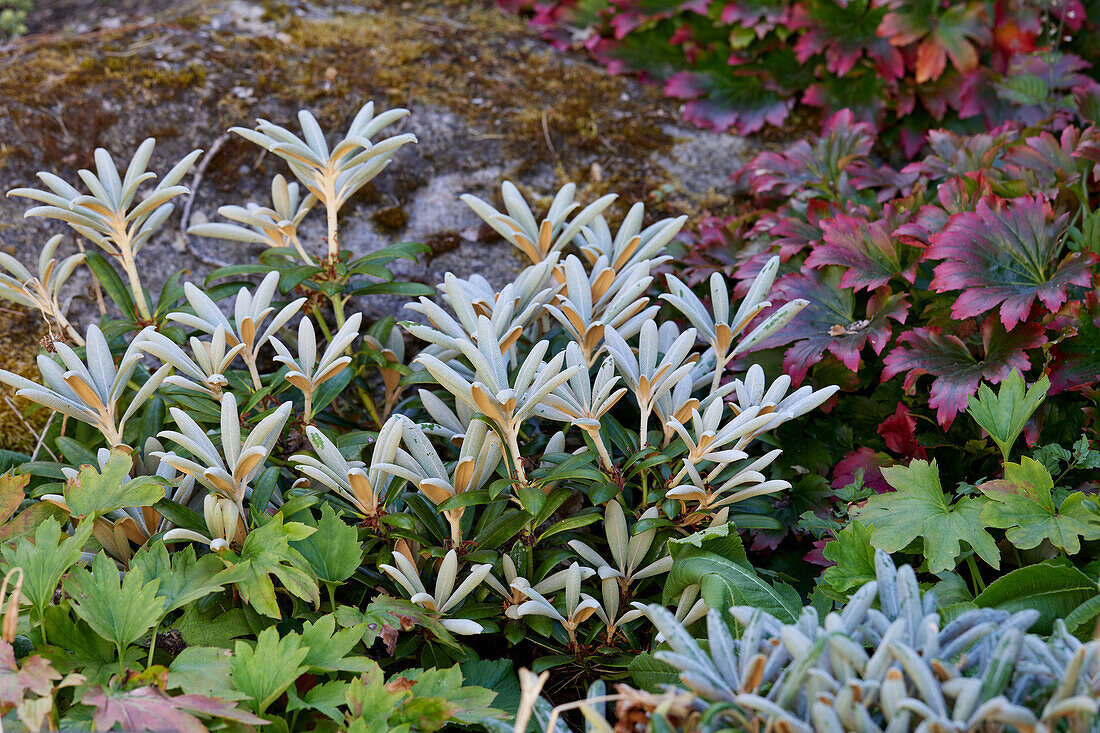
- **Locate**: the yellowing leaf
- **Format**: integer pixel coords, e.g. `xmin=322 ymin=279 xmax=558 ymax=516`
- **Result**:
xmin=979 ymin=457 xmax=1100 ymax=554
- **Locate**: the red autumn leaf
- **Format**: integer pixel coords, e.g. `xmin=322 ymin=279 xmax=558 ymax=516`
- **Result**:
xmin=789 ymin=0 xmax=903 ymax=79
xmin=0 ymin=641 xmax=62 ymax=707
xmin=720 ymin=0 xmax=791 ymax=37
xmin=926 ymin=194 xmax=1095 ymax=329
xmin=667 ymin=69 xmax=794 ymax=134
xmin=808 ymin=205 xmax=921 ymax=291
xmin=81 ymin=685 xmax=267 ymax=733
xmin=761 ymin=268 xmax=909 ymax=382
xmin=1049 ymin=298 xmax=1100 ymax=393
xmin=832 ymin=447 xmax=893 ymax=493
xmin=903 ymin=126 xmax=1017 ymax=180
xmin=878 ymin=404 xmax=926 ymax=459
xmin=805 ymin=538 xmax=831 ymax=567
xmin=878 ymin=0 xmax=989 ymax=83
xmin=882 ymin=316 xmax=1047 ymax=427
xmin=1003 ymin=126 xmax=1100 ymax=191
xmin=743 ymin=109 xmax=875 ymax=195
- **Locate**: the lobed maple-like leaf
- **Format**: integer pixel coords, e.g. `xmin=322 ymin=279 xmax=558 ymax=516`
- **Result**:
xmin=742 ymin=109 xmax=875 ymax=195
xmin=831 ymin=447 xmax=892 ymax=493
xmin=791 ymin=0 xmax=902 ymax=79
xmin=808 ymin=205 xmax=921 ymax=291
xmin=81 ymin=685 xmax=266 ymax=733
xmin=859 ymin=458 xmax=1000 ymax=573
xmin=903 ymin=125 xmax=1017 ymax=180
xmin=720 ymin=0 xmax=791 ymax=37
xmin=926 ymin=195 xmax=1095 ymax=329
xmin=892 ymin=175 xmax=989 ymax=249
xmin=0 ymin=642 xmax=61 ymax=706
xmin=882 ymin=317 xmax=1047 ymax=427
xmin=667 ymin=69 xmax=795 ymax=134
xmin=821 ymin=520 xmax=878 ymax=593
xmin=1049 ymin=299 xmax=1100 ymax=393
xmin=1003 ymin=126 xmax=1100 ymax=192
xmin=762 ymin=268 xmax=909 ymax=382
xmin=605 ymin=0 xmax=711 ymax=39
xmin=877 ymin=0 xmax=990 ymax=83
xmin=745 ymin=200 xmax=834 ymax=261
xmin=978 ymin=457 xmax=1100 ymax=555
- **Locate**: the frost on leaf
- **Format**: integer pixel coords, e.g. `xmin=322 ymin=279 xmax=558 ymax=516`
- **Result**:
xmin=882 ymin=317 xmax=1047 ymax=427
xmin=809 ymin=206 xmax=920 ymax=291
xmin=926 ymin=195 xmax=1095 ymax=329
xmin=763 ymin=268 xmax=908 ymax=382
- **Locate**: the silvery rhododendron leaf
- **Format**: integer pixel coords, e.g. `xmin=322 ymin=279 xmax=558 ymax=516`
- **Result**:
xmin=0 ymin=234 xmax=85 ymax=344
xmin=188 ymin=174 xmax=316 ymax=264
xmin=230 ymin=103 xmax=417 ymax=260
xmin=807 ymin=206 xmax=920 ymax=291
xmin=926 ymin=195 xmax=1095 ymax=329
xmin=7 ymin=139 xmax=201 ymax=321
xmin=0 ymin=322 xmax=168 ymax=448
xmin=883 ymin=317 xmax=1047 ymax=427
xmin=460 ymin=181 xmax=616 ymax=264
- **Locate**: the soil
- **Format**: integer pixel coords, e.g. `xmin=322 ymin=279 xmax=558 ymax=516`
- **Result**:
xmin=0 ymin=0 xmax=789 ymax=449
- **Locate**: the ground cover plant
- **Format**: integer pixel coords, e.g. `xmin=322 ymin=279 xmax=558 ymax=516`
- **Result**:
xmin=500 ymin=0 xmax=1100 ymax=152
xmin=0 ymin=100 xmax=849 ymax=730
xmin=0 ymin=78 xmax=1098 ymax=733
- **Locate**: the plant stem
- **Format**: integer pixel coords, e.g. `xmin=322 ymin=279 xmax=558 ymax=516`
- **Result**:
xmin=966 ymin=555 xmax=986 ymax=595
xmin=638 ymin=403 xmax=651 ymax=450
xmin=147 ymin=622 xmax=158 ymax=668
xmin=331 ymin=294 xmax=346 ymax=329
xmin=122 ymin=255 xmax=152 ymax=322
xmin=327 ymin=583 xmax=338 ymax=614
xmin=37 ymin=607 xmax=47 ymax=647
xmin=244 ymin=354 xmax=263 ymax=391
xmin=356 ymin=385 xmax=383 ymax=429
xmin=325 ymin=200 xmax=340 ymax=261
xmin=710 ymin=349 xmax=731 ymax=394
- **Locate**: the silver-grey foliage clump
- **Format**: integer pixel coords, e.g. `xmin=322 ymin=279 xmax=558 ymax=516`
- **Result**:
xmin=639 ymin=550 xmax=1100 ymax=733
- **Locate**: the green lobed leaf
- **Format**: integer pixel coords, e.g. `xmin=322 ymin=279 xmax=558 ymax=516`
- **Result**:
xmin=64 ymin=449 xmax=166 ymax=519
xmin=860 ymin=459 xmax=1000 ymax=573
xmin=64 ymin=552 xmax=165 ymax=652
xmin=230 ymin=626 xmax=309 ymax=714
xmin=978 ymin=457 xmax=1100 ymax=554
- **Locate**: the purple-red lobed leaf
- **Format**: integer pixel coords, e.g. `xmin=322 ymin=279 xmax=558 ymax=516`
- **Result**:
xmin=809 ymin=206 xmax=921 ymax=291
xmin=926 ymin=195 xmax=1093 ymax=329
xmin=761 ymin=268 xmax=909 ymax=382
xmin=882 ymin=316 xmax=1047 ymax=427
